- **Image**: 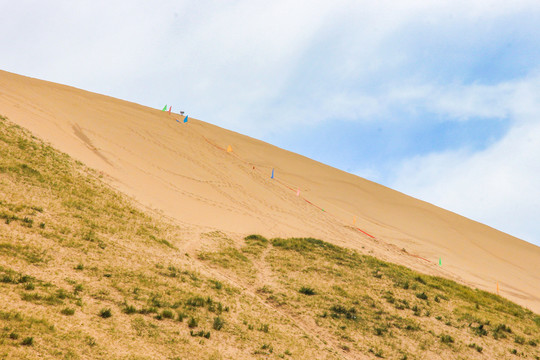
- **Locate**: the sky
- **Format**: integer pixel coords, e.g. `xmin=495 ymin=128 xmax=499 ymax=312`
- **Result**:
xmin=1 ymin=0 xmax=540 ymax=246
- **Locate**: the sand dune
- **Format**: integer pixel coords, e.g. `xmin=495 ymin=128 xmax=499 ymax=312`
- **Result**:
xmin=1 ymin=69 xmax=539 ymax=313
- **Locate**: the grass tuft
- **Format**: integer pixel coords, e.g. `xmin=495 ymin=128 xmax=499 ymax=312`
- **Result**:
xmin=61 ymin=307 xmax=75 ymax=316
xmin=161 ymin=309 xmax=174 ymax=319
xmin=468 ymin=343 xmax=483 ymax=353
xmin=188 ymin=317 xmax=198 ymax=328
xmin=440 ymin=334 xmax=454 ymax=344
xmin=213 ymin=316 xmax=225 ymax=330
xmin=99 ymin=308 xmax=112 ymax=318
xmin=123 ymin=305 xmax=137 ymax=315
xmin=299 ymin=286 xmax=316 ymax=296
xmin=244 ymin=234 xmax=268 ymax=243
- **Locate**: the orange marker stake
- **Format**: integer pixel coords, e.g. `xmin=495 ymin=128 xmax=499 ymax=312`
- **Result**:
xmin=227 ymin=145 xmax=232 ymax=153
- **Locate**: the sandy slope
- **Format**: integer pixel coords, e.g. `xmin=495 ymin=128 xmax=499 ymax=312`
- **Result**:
xmin=1 ymin=69 xmax=539 ymax=313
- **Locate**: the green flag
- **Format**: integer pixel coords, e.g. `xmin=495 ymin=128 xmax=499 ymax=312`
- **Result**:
xmin=162 ymin=105 xmax=167 ymax=111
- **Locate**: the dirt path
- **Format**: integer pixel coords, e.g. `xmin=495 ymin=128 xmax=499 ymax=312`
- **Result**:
xmin=181 ymin=236 xmax=366 ymax=360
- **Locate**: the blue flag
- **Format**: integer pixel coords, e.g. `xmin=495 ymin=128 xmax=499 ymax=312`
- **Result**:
xmin=184 ymin=116 xmax=188 ymax=123
xmin=271 ymin=168 xmax=274 ymax=179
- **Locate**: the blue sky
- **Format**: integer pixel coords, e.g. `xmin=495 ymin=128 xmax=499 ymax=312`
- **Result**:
xmin=2 ymin=0 xmax=540 ymax=246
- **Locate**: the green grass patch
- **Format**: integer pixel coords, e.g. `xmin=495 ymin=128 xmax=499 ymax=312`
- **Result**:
xmin=99 ymin=308 xmax=112 ymax=318
xmin=61 ymin=307 xmax=75 ymax=316
xmin=299 ymin=286 xmax=316 ymax=296
xmin=199 ymin=247 xmax=249 ymax=269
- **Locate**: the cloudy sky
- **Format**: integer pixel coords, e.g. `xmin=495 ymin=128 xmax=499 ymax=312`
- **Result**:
xmin=2 ymin=0 xmax=540 ymax=246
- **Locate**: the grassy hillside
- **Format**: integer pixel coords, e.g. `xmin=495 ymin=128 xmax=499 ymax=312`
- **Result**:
xmin=0 ymin=114 xmax=539 ymax=359
xmin=200 ymin=234 xmax=540 ymax=359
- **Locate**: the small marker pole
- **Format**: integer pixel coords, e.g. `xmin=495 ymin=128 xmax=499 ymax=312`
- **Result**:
xmin=271 ymin=168 xmax=274 ymax=179
xmin=168 ymin=106 xmax=172 ymax=115
xmin=227 ymin=145 xmax=232 ymax=153
xmin=296 ymin=188 xmax=300 ymax=196
xmin=439 ymin=257 xmax=442 ymax=266
xmin=497 ymin=281 xmax=499 ymax=295
xmin=353 ymin=216 xmax=357 ymax=225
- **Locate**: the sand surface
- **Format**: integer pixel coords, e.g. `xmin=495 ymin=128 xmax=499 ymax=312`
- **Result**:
xmin=1 ymin=69 xmax=539 ymax=313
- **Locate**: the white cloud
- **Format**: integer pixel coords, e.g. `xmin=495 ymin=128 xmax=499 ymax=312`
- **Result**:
xmin=390 ymin=101 xmax=540 ymax=245
xmin=386 ymin=71 xmax=540 ymax=122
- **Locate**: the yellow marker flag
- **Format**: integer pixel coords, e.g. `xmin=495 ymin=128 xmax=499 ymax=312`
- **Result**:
xmin=353 ymin=216 xmax=357 ymax=225
xmin=227 ymin=145 xmax=232 ymax=152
